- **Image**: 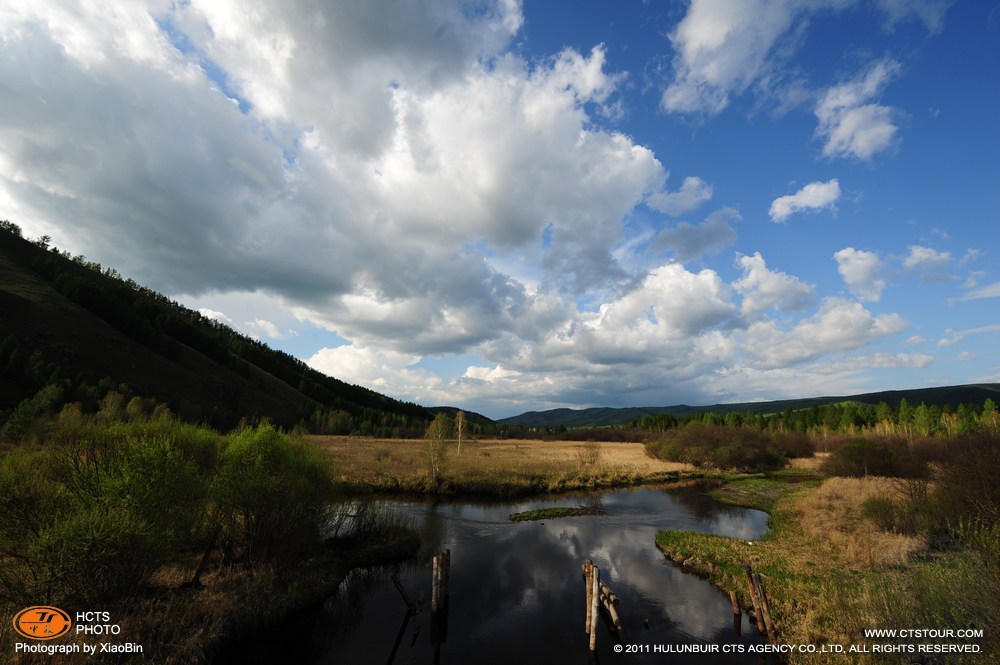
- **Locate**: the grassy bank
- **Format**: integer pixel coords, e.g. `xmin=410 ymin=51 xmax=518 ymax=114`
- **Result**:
xmin=313 ymin=436 xmax=694 ymax=495
xmin=655 ymin=473 xmax=997 ymax=664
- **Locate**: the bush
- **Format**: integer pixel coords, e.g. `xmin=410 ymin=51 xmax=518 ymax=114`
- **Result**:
xmin=213 ymin=426 xmax=336 ymax=566
xmin=0 ymin=419 xmax=219 ymax=605
xmin=29 ymin=504 xmax=164 ymax=603
xmin=820 ymin=437 xmax=927 ymax=478
xmin=770 ymin=431 xmax=815 ymax=458
xmin=647 ymin=424 xmax=787 ymax=472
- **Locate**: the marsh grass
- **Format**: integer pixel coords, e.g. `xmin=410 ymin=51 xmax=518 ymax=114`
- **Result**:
xmin=312 ymin=436 xmax=692 ymax=495
xmin=656 ymin=475 xmax=996 ymax=663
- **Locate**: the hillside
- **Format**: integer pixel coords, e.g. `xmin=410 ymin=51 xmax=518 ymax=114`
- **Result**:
xmin=499 ymin=384 xmax=1000 ymax=428
xmin=0 ymin=222 xmax=430 ymax=433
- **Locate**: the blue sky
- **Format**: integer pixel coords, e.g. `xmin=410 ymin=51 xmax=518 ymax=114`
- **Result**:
xmin=1 ymin=0 xmax=998 ymax=418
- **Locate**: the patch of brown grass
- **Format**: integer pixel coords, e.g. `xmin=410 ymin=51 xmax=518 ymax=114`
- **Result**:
xmin=310 ymin=436 xmax=692 ymax=494
xmin=794 ymin=477 xmax=925 ymax=567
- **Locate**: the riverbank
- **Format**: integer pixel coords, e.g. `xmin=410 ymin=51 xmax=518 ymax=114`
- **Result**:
xmin=312 ymin=436 xmax=695 ymax=495
xmin=654 ymin=472 xmax=997 ymax=664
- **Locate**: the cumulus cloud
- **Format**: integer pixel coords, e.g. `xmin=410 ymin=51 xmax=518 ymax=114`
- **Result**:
xmin=903 ymin=245 xmax=953 ymax=283
xmin=659 ymin=0 xmax=944 ymax=117
xmin=733 ymin=252 xmax=815 ymax=317
xmin=646 ymin=176 xmax=713 ymax=216
xmin=0 ymin=1 xmax=678 ymax=347
xmin=660 ymin=0 xmax=844 ymax=114
xmin=308 ymin=344 xmax=447 ymax=404
xmin=0 ymin=0 xmax=934 ymax=416
xmin=651 ymin=208 xmax=739 ymax=262
xmin=742 ymin=298 xmax=908 ymax=369
xmin=815 ymin=59 xmax=901 ymax=160
xmin=834 ymin=247 xmax=886 ymax=302
xmin=769 ymin=179 xmax=841 ymax=222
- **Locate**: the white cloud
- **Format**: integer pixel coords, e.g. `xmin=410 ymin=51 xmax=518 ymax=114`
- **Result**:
xmin=834 ymin=247 xmax=886 ymax=302
xmin=815 ymin=59 xmax=901 ymax=160
xmin=660 ymin=0 xmax=849 ymax=115
xmin=875 ymin=0 xmax=951 ymax=34
xmin=960 ymin=281 xmax=1000 ymax=300
xmin=0 ymin=0 xmax=946 ymax=416
xmin=903 ymin=245 xmax=953 ymax=283
xmin=246 ymin=319 xmax=286 ymax=340
xmin=769 ymin=178 xmax=841 ymax=222
xmin=647 ymin=176 xmax=713 ymax=216
xmin=198 ymin=308 xmax=233 ymax=325
xmin=651 ymin=207 xmax=739 ymax=262
xmin=867 ymin=352 xmax=933 ymax=368
xmin=307 ymin=344 xmax=447 ymax=403
xmin=659 ymin=0 xmax=942 ymax=117
xmin=743 ymin=298 xmax=908 ymax=369
xmin=733 ymin=252 xmax=814 ymax=317
xmin=937 ymin=325 xmax=1000 ymax=347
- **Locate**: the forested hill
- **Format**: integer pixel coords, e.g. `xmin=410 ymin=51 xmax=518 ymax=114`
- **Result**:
xmin=500 ymin=384 xmax=1000 ymax=428
xmin=0 ymin=221 xmax=430 ymax=434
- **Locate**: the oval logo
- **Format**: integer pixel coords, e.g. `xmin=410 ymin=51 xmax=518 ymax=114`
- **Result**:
xmin=13 ymin=606 xmax=72 ymax=640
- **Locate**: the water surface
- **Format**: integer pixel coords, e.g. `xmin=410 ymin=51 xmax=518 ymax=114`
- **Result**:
xmin=227 ymin=485 xmax=771 ymax=664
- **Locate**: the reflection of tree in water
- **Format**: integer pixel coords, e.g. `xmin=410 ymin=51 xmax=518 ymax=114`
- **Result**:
xmin=666 ymin=483 xmax=747 ymax=522
xmin=322 ymin=562 xmax=419 ymax=640
xmin=579 ymin=495 xmax=606 ymax=513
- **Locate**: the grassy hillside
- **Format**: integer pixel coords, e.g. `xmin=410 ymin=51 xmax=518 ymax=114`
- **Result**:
xmin=499 ymin=385 xmax=1000 ymax=428
xmin=0 ymin=222 xmax=430 ymax=433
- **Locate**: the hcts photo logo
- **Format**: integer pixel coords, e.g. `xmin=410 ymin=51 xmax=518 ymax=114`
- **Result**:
xmin=12 ymin=606 xmax=72 ymax=640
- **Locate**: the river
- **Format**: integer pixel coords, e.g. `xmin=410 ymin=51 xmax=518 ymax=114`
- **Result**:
xmin=225 ymin=484 xmax=772 ymax=664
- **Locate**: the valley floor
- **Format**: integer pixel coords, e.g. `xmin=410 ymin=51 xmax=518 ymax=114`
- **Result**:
xmin=312 ymin=435 xmax=694 ymax=494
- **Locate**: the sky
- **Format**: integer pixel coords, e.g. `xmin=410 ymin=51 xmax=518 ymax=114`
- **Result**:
xmin=2 ymin=0 xmax=999 ymax=419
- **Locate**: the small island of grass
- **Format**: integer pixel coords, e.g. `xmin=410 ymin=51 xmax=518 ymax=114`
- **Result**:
xmin=509 ymin=505 xmax=608 ymax=522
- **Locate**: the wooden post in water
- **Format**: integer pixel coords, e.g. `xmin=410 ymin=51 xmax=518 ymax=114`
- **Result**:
xmin=440 ymin=550 xmax=450 ymax=644
xmin=745 ymin=566 xmax=765 ymax=639
xmin=584 ymin=560 xmax=594 ymax=635
xmin=589 ymin=565 xmax=600 ymax=652
xmin=432 ymin=554 xmax=441 ymax=613
xmin=752 ymin=572 xmax=777 ymax=644
xmin=600 ymin=590 xmax=623 ymax=633
xmin=599 ymin=580 xmax=620 ymax=606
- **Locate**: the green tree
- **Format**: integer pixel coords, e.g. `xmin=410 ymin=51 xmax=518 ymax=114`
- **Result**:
xmin=424 ymin=413 xmax=452 ymax=484
xmin=455 ymin=410 xmax=467 ymax=456
xmin=981 ymin=399 xmax=999 ymax=432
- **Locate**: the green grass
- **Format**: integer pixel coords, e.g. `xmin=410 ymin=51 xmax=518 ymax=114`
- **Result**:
xmin=509 ymin=505 xmax=609 ymax=522
xmin=654 ymin=475 xmax=998 ymax=664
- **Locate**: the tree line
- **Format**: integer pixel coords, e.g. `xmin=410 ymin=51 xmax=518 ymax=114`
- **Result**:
xmin=627 ymin=397 xmax=999 ymax=440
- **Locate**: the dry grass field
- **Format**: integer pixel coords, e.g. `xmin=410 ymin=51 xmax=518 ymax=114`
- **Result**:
xmin=308 ymin=436 xmax=692 ymax=494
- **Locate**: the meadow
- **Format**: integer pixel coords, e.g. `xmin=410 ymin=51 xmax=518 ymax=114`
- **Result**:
xmin=655 ymin=456 xmax=999 ymax=664
xmin=310 ymin=435 xmax=692 ymax=495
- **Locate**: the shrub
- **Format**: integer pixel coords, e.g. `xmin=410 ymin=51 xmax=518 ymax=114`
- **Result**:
xmin=770 ymin=431 xmax=815 ymax=458
xmin=647 ymin=424 xmax=787 ymax=471
xmin=213 ymin=426 xmax=336 ymax=566
xmin=29 ymin=503 xmax=163 ymax=604
xmin=820 ymin=437 xmax=927 ymax=478
xmin=0 ymin=419 xmax=219 ymax=604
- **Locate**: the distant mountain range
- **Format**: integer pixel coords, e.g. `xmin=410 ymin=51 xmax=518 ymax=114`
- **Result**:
xmin=497 ymin=384 xmax=1000 ymax=428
